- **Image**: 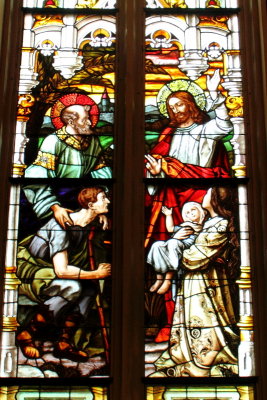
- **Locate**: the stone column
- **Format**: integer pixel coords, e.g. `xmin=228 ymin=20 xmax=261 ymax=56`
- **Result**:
xmin=0 ymin=181 xmax=21 ymax=377
xmin=236 ymin=185 xmax=255 ymax=377
xmin=0 ymin=13 xmax=38 ymax=377
xmin=222 ymin=14 xmax=245 ymax=176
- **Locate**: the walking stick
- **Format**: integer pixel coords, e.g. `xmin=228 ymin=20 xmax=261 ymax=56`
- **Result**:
xmin=88 ymin=228 xmax=110 ymax=365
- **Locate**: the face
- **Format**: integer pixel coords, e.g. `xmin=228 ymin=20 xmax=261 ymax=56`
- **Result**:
xmin=202 ymin=188 xmax=212 ymax=210
xmin=168 ymin=97 xmax=191 ymax=125
xmin=185 ymin=206 xmax=201 ymax=223
xmin=72 ymin=105 xmax=92 ymax=135
xmin=90 ymin=191 xmax=110 ymax=214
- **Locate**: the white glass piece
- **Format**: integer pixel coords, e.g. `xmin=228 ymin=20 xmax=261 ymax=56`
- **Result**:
xmin=13 ymin=122 xmax=29 ymax=167
xmin=23 ymin=0 xmax=37 ymax=6
xmin=53 ymin=50 xmax=83 ymax=78
xmin=238 ymin=333 xmax=255 ymax=377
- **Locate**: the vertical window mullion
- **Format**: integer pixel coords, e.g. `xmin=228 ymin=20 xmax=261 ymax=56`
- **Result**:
xmin=111 ymin=0 xmax=145 ymax=399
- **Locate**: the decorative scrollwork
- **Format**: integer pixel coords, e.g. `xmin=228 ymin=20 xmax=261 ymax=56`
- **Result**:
xmin=17 ymin=94 xmax=35 ymax=121
xmin=226 ymin=96 xmax=244 ymax=117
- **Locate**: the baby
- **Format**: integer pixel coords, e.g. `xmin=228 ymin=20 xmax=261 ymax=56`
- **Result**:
xmin=147 ymin=201 xmax=206 ymax=294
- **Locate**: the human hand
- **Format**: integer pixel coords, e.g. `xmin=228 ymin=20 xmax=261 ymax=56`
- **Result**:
xmin=145 ymin=155 xmax=162 ymax=175
xmin=99 ymin=214 xmax=109 ymax=230
xmin=173 ymin=226 xmax=193 ymax=240
xmin=162 ymin=206 xmax=173 ymax=216
xmin=97 ymin=263 xmax=111 ymax=278
xmin=207 ymin=69 xmax=220 ymax=100
xmin=51 ymin=204 xmax=73 ymax=229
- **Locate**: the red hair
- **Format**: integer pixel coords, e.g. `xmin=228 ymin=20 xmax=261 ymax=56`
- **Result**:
xmin=77 ymin=187 xmax=104 ymax=208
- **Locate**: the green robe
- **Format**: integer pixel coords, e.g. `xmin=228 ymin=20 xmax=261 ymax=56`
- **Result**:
xmin=23 ymin=127 xmax=112 ymax=218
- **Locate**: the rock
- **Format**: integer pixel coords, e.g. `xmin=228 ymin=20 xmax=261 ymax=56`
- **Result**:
xmin=43 ymin=369 xmax=59 ymax=378
xmin=18 ymin=365 xmax=44 ymax=378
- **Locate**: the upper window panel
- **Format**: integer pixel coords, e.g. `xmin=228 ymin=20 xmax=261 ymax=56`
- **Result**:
xmin=144 ymin=12 xmax=244 ymax=179
xmin=145 ymin=0 xmax=238 ymax=8
xmin=23 ymin=0 xmax=117 ymax=8
xmin=13 ymin=12 xmax=115 ymax=179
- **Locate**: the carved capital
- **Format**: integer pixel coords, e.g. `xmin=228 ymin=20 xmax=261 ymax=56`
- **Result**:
xmin=238 ymin=315 xmax=254 ymax=330
xmin=5 ymin=267 xmax=21 ymax=290
xmin=12 ymin=163 xmax=27 ymax=176
xmin=236 ymin=266 xmax=252 ymax=289
xmin=2 ymin=317 xmax=19 ymax=332
xmin=232 ymin=165 xmax=246 ymax=177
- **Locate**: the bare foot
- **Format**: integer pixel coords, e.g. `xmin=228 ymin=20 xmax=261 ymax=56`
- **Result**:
xmin=157 ymin=279 xmax=172 ymax=294
xmin=150 ymin=279 xmax=163 ymax=292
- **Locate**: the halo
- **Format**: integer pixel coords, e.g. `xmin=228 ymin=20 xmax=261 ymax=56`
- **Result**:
xmin=157 ymin=79 xmax=206 ymax=117
xmin=51 ymin=93 xmax=99 ymax=130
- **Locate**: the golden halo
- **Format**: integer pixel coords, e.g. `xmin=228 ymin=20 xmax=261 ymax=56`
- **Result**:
xmin=157 ymin=79 xmax=206 ymax=117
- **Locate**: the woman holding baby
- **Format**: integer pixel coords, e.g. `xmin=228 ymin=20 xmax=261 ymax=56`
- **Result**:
xmin=150 ymin=187 xmax=240 ymax=377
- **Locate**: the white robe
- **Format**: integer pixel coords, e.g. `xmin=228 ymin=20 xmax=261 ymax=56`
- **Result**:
xmin=152 ymin=216 xmax=239 ymax=377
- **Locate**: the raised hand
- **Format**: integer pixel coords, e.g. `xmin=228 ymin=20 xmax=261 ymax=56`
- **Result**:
xmin=207 ymin=69 xmax=220 ymax=100
xmin=162 ymin=206 xmax=173 ymax=216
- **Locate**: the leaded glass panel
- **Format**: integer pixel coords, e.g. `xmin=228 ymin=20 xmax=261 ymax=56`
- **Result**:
xmin=1 ymin=6 xmax=114 ymax=380
xmin=144 ymin=183 xmax=253 ymax=378
xmin=145 ymin=13 xmax=244 ymax=180
xmin=144 ymin=4 xmax=254 ymax=385
xmin=14 ymin=13 xmax=115 ymax=180
xmin=15 ymin=184 xmax=112 ymax=377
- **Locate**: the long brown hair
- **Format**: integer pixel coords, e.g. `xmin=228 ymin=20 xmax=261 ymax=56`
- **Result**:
xmin=166 ymin=91 xmax=210 ymax=127
xmin=210 ymin=187 xmax=240 ymax=280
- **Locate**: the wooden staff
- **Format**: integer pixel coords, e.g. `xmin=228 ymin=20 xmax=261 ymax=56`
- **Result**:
xmin=88 ymin=228 xmax=110 ymax=365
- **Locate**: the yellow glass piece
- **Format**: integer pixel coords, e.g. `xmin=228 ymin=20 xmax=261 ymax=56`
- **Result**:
xmin=198 ymin=15 xmax=229 ymax=30
xmin=226 ymin=96 xmax=244 ymax=117
xmin=0 ymin=387 xmax=19 ymax=400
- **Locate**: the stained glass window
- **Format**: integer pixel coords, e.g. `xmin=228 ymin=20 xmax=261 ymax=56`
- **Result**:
xmin=0 ymin=0 xmax=263 ymax=399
